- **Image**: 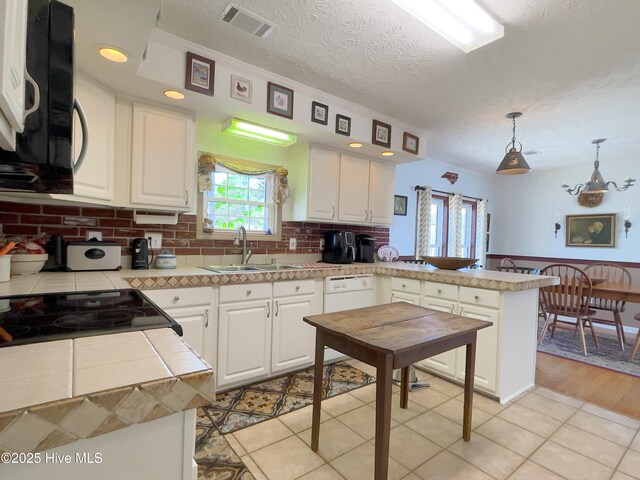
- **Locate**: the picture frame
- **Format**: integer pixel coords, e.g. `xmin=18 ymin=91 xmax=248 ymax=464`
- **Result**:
xmin=335 ymin=114 xmax=351 ymax=136
xmin=403 ymin=132 xmax=420 ymax=155
xmin=311 ymin=101 xmax=329 ymax=125
xmin=394 ymin=195 xmax=408 ymax=216
xmin=267 ymin=82 xmax=294 ymax=119
xmin=372 ymin=120 xmax=392 ymax=148
xmin=185 ymin=52 xmax=215 ymax=96
xmin=230 ymin=75 xmax=253 ymax=103
xmin=566 ymin=213 xmax=616 ymax=247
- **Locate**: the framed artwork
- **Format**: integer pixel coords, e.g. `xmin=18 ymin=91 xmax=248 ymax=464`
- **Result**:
xmin=267 ymin=82 xmax=294 ymax=119
xmin=230 ymin=75 xmax=252 ymax=103
xmin=566 ymin=213 xmax=616 ymax=247
xmin=185 ymin=52 xmax=215 ymax=96
xmin=335 ymin=114 xmax=351 ymax=136
xmin=394 ymin=195 xmax=408 ymax=216
xmin=403 ymin=132 xmax=420 ymax=154
xmin=372 ymin=120 xmax=392 ymax=148
xmin=311 ymin=101 xmax=329 ymax=125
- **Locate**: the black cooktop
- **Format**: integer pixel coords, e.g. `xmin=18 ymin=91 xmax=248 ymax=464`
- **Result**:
xmin=0 ymin=289 xmax=182 ymax=348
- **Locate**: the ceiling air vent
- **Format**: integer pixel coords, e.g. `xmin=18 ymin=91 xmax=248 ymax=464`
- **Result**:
xmin=221 ymin=3 xmax=275 ymax=38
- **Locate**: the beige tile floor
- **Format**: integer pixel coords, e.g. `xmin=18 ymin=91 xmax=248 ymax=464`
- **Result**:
xmin=225 ymin=362 xmax=640 ymax=480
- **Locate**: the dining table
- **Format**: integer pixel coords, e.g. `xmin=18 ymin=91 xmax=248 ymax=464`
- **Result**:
xmin=591 ymin=281 xmax=640 ymax=304
xmin=303 ymin=302 xmax=492 ymax=480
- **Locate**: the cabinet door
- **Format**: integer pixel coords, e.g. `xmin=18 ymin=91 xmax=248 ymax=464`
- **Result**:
xmin=163 ymin=305 xmax=212 ymax=366
xmin=68 ymin=76 xmax=115 ymax=201
xmin=0 ymin=0 xmax=27 ymax=149
xmin=338 ymin=154 xmax=370 ymax=223
xmin=416 ymin=297 xmax=459 ymax=377
xmin=390 ymin=291 xmax=420 ymax=305
xmin=271 ymin=294 xmax=317 ymax=374
xmin=130 ymin=103 xmax=194 ymax=209
xmin=368 ymin=161 xmax=395 ymax=225
xmin=218 ymin=299 xmax=271 ymax=388
xmin=308 ymin=148 xmax=340 ymax=220
xmin=455 ymin=304 xmax=499 ymax=393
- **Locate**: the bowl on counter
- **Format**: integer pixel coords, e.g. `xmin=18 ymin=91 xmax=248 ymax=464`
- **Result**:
xmin=421 ymin=256 xmax=478 ymax=270
xmin=11 ymin=253 xmax=49 ymax=275
xmin=154 ymin=250 xmax=177 ymax=269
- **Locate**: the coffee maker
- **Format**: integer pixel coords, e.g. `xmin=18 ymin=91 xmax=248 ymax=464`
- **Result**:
xmin=355 ymin=234 xmax=376 ymax=263
xmin=322 ymin=230 xmax=356 ymax=264
xmin=131 ymin=238 xmax=150 ymax=269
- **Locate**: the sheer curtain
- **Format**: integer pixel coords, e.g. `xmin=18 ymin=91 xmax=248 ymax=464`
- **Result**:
xmin=475 ymin=199 xmax=489 ymax=268
xmin=415 ymin=186 xmax=432 ymax=258
xmin=447 ymin=193 xmax=463 ymax=257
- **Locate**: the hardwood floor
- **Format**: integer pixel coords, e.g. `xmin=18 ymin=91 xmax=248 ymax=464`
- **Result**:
xmin=535 ymin=352 xmax=640 ymax=419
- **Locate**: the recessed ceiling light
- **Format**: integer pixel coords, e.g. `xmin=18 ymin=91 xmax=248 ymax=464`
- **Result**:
xmin=387 ymin=0 xmax=503 ymax=53
xmin=349 ymin=142 xmax=363 ymax=148
xmin=381 ymin=151 xmax=394 ymax=157
xmin=163 ymin=89 xmax=185 ymax=100
xmin=98 ymin=46 xmax=128 ymax=63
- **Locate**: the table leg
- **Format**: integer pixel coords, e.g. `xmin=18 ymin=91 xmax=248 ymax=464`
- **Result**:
xmin=400 ymin=366 xmax=409 ymax=409
xmin=311 ymin=330 xmax=325 ymax=452
xmin=463 ymin=338 xmax=476 ymax=441
xmin=374 ymin=353 xmax=394 ymax=480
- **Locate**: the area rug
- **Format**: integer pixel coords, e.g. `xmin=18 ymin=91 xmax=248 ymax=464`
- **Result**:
xmin=537 ymin=322 xmax=640 ymax=377
xmin=201 ymin=361 xmax=375 ymax=434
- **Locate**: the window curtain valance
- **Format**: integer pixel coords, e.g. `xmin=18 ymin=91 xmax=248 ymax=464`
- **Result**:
xmin=197 ymin=152 xmax=292 ymax=205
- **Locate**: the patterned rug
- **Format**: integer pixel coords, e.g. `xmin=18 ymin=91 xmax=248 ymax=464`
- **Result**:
xmin=537 ymin=321 xmax=640 ymax=377
xmin=195 ymin=362 xmax=375 ymax=479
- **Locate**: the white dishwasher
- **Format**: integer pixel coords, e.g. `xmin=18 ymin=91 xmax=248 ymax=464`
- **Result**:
xmin=323 ymin=274 xmax=375 ymax=363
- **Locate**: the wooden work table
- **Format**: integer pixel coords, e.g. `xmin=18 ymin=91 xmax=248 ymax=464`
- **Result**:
xmin=304 ymin=302 xmax=492 ymax=480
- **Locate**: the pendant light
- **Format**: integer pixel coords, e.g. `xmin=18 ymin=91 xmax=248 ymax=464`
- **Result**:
xmin=561 ymin=139 xmax=635 ymax=195
xmin=496 ymin=112 xmax=531 ymax=175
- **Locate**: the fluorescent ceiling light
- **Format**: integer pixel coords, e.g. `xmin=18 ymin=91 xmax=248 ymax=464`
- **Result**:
xmin=221 ymin=118 xmax=297 ymax=146
xmin=388 ymin=0 xmax=503 ymax=53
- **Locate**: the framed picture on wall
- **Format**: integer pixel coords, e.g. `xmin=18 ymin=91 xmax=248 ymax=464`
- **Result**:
xmin=185 ymin=52 xmax=215 ymax=96
xmin=267 ymin=82 xmax=294 ymax=119
xmin=394 ymin=195 xmax=408 ymax=216
xmin=335 ymin=114 xmax=351 ymax=136
xmin=402 ymin=132 xmax=419 ymax=154
xmin=566 ymin=213 xmax=616 ymax=247
xmin=230 ymin=75 xmax=253 ymax=103
xmin=311 ymin=101 xmax=329 ymax=125
xmin=372 ymin=120 xmax=392 ymax=148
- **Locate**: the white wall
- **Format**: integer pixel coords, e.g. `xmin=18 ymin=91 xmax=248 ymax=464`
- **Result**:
xmin=491 ymin=158 xmax=638 ymax=262
xmin=390 ymin=158 xmax=495 ymax=256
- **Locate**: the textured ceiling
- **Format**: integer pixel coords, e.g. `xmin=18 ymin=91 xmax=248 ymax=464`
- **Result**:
xmin=158 ymin=0 xmax=640 ymax=172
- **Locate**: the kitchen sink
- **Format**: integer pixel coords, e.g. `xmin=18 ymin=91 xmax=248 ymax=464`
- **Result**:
xmin=201 ymin=265 xmax=261 ymax=273
xmin=253 ymin=264 xmax=303 ymax=271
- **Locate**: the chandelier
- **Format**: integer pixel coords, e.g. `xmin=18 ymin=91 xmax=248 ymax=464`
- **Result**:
xmin=561 ymin=139 xmax=635 ymax=195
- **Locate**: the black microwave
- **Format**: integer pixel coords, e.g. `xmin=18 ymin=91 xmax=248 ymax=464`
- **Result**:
xmin=0 ymin=0 xmax=85 ymax=194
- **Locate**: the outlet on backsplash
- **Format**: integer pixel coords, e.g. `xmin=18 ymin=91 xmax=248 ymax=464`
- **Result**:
xmin=86 ymin=231 xmax=102 ymax=241
xmin=145 ymin=232 xmax=163 ymax=249
xmin=289 ymin=238 xmax=297 ymax=250
xmin=319 ymin=238 xmax=325 ymax=251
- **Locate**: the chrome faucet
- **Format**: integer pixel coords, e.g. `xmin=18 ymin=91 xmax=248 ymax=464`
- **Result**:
xmin=233 ymin=226 xmax=253 ymax=264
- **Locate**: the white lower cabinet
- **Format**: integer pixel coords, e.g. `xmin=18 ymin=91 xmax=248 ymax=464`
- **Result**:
xmin=142 ymin=287 xmax=215 ymax=367
xmin=390 ymin=290 xmax=420 ymax=305
xmin=271 ymin=293 xmax=318 ymax=374
xmin=218 ymin=299 xmax=272 ymax=388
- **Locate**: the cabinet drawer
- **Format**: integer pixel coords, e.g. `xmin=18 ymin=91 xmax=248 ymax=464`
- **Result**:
xmin=220 ymin=282 xmax=272 ymax=303
xmin=391 ymin=277 xmax=421 ymax=294
xmin=143 ymin=287 xmax=212 ymax=310
xmin=273 ymin=279 xmax=316 ymax=298
xmin=459 ymin=287 xmax=500 ymax=308
xmin=423 ymin=282 xmax=458 ymax=301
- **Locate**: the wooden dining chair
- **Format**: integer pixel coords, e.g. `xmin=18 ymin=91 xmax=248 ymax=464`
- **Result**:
xmin=496 ymin=265 xmax=545 ymax=320
xmin=630 ymin=313 xmax=640 ymax=361
xmin=539 ymin=264 xmax=599 ymax=356
xmin=500 ymin=258 xmax=517 ymax=268
xmin=583 ymin=262 xmax=631 ymax=350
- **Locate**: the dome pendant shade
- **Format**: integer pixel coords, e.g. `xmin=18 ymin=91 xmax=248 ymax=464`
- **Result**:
xmin=496 ymin=146 xmax=531 ymax=175
xmin=496 ymin=112 xmax=531 ymax=175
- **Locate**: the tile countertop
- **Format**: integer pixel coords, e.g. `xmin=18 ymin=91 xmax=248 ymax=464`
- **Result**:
xmin=0 ymin=262 xmax=558 ymax=297
xmin=0 ymin=329 xmax=215 ymax=453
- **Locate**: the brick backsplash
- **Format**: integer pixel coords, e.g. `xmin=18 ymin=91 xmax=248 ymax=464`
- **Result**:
xmin=0 ymin=201 xmax=389 ymax=256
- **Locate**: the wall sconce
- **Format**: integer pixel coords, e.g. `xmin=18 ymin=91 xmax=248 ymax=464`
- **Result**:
xmin=623 ymin=205 xmax=632 ymax=238
xmin=554 ymin=210 xmax=561 ymax=239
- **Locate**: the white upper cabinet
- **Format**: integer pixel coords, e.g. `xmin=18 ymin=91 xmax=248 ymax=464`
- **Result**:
xmin=308 ymin=147 xmax=340 ymax=221
xmin=368 ymin=160 xmax=395 ymax=225
xmin=338 ymin=154 xmax=370 ymax=223
xmin=130 ymin=102 xmax=194 ymax=209
xmin=55 ymin=75 xmax=115 ymax=203
xmin=0 ymin=0 xmax=28 ymax=150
